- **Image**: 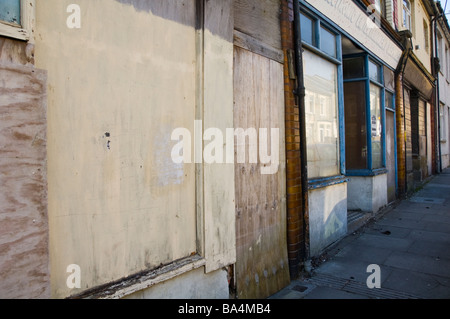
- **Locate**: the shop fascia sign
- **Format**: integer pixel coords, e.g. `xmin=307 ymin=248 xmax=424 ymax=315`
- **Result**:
xmin=306 ymin=0 xmax=402 ymax=69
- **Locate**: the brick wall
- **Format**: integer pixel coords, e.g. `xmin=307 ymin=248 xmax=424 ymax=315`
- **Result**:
xmin=280 ymin=0 xmax=307 ymax=279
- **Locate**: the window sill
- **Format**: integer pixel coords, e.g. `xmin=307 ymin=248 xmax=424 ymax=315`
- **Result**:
xmin=308 ymin=175 xmax=349 ymax=190
xmin=346 ymin=168 xmax=388 ymax=176
xmin=0 ymin=22 xmax=30 ymax=41
xmin=69 ymin=254 xmax=206 ymax=299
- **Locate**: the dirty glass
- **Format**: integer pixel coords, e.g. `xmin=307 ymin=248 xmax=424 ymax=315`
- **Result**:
xmin=300 ymin=12 xmax=314 ymax=46
xmin=370 ymin=83 xmax=383 ymax=169
xmin=320 ymin=27 xmax=336 ymax=58
xmin=0 ymin=0 xmax=21 ymax=25
xmin=303 ymin=49 xmax=340 ymax=179
xmin=343 ymin=57 xmax=364 ymax=79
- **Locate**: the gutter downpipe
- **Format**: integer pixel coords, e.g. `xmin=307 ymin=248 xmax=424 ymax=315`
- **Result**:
xmin=395 ymin=36 xmax=411 ymax=197
xmin=292 ymin=0 xmax=310 ymax=272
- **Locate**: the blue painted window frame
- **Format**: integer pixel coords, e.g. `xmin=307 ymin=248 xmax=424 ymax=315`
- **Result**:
xmin=384 ymin=90 xmax=398 ymax=196
xmin=343 ymin=53 xmax=389 ymax=177
xmin=300 ymin=7 xmax=347 ymax=190
xmin=299 ymin=0 xmax=399 ymax=188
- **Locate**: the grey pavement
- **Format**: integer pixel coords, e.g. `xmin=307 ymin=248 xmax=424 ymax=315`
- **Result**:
xmin=270 ymin=169 xmax=450 ymax=299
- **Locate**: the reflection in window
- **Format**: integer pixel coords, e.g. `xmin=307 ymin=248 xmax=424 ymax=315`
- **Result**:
xmin=370 ymin=84 xmax=383 ymax=169
xmin=0 ymin=0 xmax=21 ymax=25
xmin=300 ymin=13 xmax=314 ymax=45
xmin=369 ymin=60 xmax=381 ymax=83
xmin=320 ymin=27 xmax=336 ymax=57
xmin=303 ymin=49 xmax=339 ymax=179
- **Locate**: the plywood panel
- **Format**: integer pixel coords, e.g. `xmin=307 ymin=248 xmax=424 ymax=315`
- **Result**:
xmin=0 ymin=62 xmax=49 ymax=298
xmin=35 ymin=0 xmax=198 ymax=298
xmin=203 ymin=0 xmax=236 ymax=273
xmin=233 ymin=46 xmax=289 ymax=299
xmin=234 ymin=0 xmax=281 ymax=51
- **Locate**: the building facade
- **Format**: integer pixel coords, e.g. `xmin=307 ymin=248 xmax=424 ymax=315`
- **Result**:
xmin=1 ymin=0 xmax=448 ymax=300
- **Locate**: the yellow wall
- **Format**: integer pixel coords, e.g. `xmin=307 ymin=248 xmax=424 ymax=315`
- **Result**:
xmin=35 ymin=0 xmax=235 ymax=298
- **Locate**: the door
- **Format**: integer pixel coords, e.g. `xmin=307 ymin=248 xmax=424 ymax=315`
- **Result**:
xmin=233 ymin=46 xmax=290 ymax=299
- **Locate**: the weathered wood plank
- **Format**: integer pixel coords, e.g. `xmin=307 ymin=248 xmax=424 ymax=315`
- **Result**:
xmin=233 ymin=29 xmax=284 ymax=68
xmin=234 ymin=0 xmax=282 ymax=51
xmin=0 ymin=62 xmax=49 ymax=298
xmin=233 ymin=46 xmax=289 ymax=299
xmin=203 ymin=0 xmax=236 ymax=273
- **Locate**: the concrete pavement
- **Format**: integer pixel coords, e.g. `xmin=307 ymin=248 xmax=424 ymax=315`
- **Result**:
xmin=270 ymin=169 xmax=450 ymax=299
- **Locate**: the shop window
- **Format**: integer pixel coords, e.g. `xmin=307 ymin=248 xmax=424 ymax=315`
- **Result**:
xmin=343 ymin=57 xmax=365 ymax=79
xmin=320 ymin=27 xmax=336 ymax=58
xmin=343 ymin=55 xmax=388 ymax=173
xmin=300 ymin=12 xmax=314 ymax=46
xmin=370 ymin=84 xmax=383 ymax=169
xmin=344 ymin=81 xmax=367 ymax=169
xmin=300 ymin=8 xmax=344 ymax=184
xmin=440 ymin=104 xmax=447 ymax=143
xmin=304 ymin=50 xmax=340 ymax=179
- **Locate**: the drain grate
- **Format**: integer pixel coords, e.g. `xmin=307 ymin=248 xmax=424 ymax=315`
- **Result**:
xmin=292 ymin=285 xmax=308 ymax=293
xmin=306 ymin=273 xmax=422 ymax=299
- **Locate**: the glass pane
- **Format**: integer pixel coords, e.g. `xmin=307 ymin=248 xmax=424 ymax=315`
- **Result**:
xmin=343 ymin=57 xmax=365 ymax=79
xmin=303 ymin=49 xmax=340 ymax=179
xmin=0 ymin=0 xmax=21 ymax=25
xmin=320 ymin=27 xmax=336 ymax=57
xmin=344 ymin=81 xmax=367 ymax=170
xmin=370 ymin=84 xmax=383 ymax=169
xmin=383 ymin=66 xmax=395 ymax=92
xmin=385 ymin=91 xmax=393 ymax=110
xmin=369 ymin=60 xmax=381 ymax=83
xmin=300 ymin=13 xmax=314 ymax=45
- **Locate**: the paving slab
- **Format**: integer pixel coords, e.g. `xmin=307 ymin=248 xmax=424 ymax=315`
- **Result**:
xmin=407 ymin=240 xmax=450 ymax=259
xmin=364 ymin=224 xmax=412 ymax=238
xmin=303 ymin=286 xmax=369 ymax=299
xmin=314 ymin=256 xmax=393 ymax=285
xmin=334 ymin=243 xmax=393 ymax=265
xmin=384 ymin=251 xmax=450 ymax=278
xmin=352 ymin=233 xmax=414 ymax=251
xmin=407 ymin=229 xmax=450 ymax=244
xmin=376 ymin=216 xmax=426 ymax=230
xmin=382 ymin=268 xmax=442 ymax=298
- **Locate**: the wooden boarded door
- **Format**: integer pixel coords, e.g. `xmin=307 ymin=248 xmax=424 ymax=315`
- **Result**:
xmin=233 ymin=46 xmax=289 ymax=299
